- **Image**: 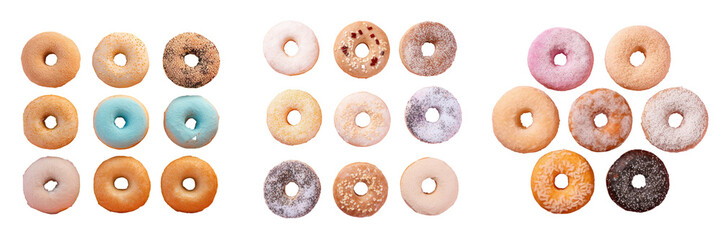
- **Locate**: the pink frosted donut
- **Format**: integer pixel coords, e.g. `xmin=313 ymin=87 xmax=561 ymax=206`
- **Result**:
xmin=528 ymin=28 xmax=593 ymax=91
xmin=23 ymin=157 xmax=80 ymax=214
xmin=642 ymin=87 xmax=708 ymax=152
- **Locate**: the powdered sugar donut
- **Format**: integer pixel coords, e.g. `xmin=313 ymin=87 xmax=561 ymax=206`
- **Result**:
xmin=23 ymin=157 xmax=80 ymax=214
xmin=531 ymin=150 xmax=594 ymax=214
xmin=92 ymin=32 xmax=149 ymax=88
xmin=334 ymin=92 xmax=390 ymax=147
xmin=569 ymin=88 xmax=632 ymax=152
xmin=528 ymin=28 xmax=593 ymax=91
xmin=263 ymin=21 xmax=319 ymax=76
xmin=492 ymin=86 xmax=559 ymax=153
xmin=642 ymin=87 xmax=707 ymax=152
xmin=605 ymin=26 xmax=670 ymax=91
xmin=264 ymin=160 xmax=320 ymax=218
xmin=405 ymin=86 xmax=461 ymax=143
xmin=267 ymin=90 xmax=322 ymax=145
xmin=400 ymin=21 xmax=457 ymax=76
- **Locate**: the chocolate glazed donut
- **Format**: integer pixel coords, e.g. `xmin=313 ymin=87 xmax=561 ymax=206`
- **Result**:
xmin=607 ymin=149 xmax=669 ymax=212
xmin=163 ymin=32 xmax=220 ymax=88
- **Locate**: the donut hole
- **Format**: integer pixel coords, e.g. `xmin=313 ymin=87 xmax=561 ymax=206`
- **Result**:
xmin=185 ymin=118 xmax=197 ymax=130
xmin=283 ymin=40 xmax=299 ymax=57
xmin=44 ymin=53 xmax=57 ymax=66
xmin=287 ymin=110 xmax=301 ymax=126
xmin=114 ymin=117 xmax=126 ymax=129
xmin=355 ymin=43 xmax=369 ymax=58
xmin=632 ymin=175 xmax=646 ymax=188
xmin=355 ymin=112 xmax=371 ymax=127
xmin=520 ymin=112 xmax=533 ymax=128
xmin=422 ymin=178 xmax=437 ymax=194
xmin=44 ymin=180 xmax=58 ymax=191
xmin=668 ymin=113 xmax=683 ymax=128
xmin=114 ymin=177 xmax=129 ymax=190
xmin=422 ymin=42 xmax=436 ymax=56
xmin=182 ymin=178 xmax=196 ymax=191
xmin=184 ymin=54 xmax=199 ymax=67
xmin=594 ymin=113 xmax=608 ymax=128
xmin=113 ymin=53 xmax=127 ymax=66
xmin=44 ymin=116 xmax=57 ymax=129
xmin=425 ymin=108 xmax=440 ymax=122
xmin=284 ymin=182 xmax=299 ymax=197
xmin=554 ymin=174 xmax=569 ymax=189
xmin=353 ymin=182 xmax=368 ymax=196
xmin=630 ymin=51 xmax=645 ymax=67
xmin=553 ymin=53 xmax=567 ymax=66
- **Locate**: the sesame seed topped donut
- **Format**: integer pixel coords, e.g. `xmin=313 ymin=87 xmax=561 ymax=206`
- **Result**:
xmin=333 ymin=21 xmax=390 ymax=78
xmin=569 ymin=88 xmax=632 ymax=152
xmin=92 ymin=32 xmax=149 ymax=88
xmin=605 ymin=26 xmax=670 ymax=91
xmin=333 ymin=162 xmax=388 ymax=217
xmin=400 ymin=21 xmax=457 ymax=76
xmin=21 ymin=32 xmax=80 ymax=88
xmin=528 ymin=27 xmax=593 ymax=91
xmin=163 ymin=32 xmax=220 ymax=88
xmin=642 ymin=87 xmax=708 ymax=152
xmin=263 ymin=21 xmax=319 ymax=76
xmin=334 ymin=92 xmax=391 ymax=147
xmin=531 ymin=150 xmax=594 ymax=214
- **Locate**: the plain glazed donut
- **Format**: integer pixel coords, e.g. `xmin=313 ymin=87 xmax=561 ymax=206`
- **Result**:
xmin=333 ymin=162 xmax=388 ymax=217
xmin=334 ymin=92 xmax=390 ymax=147
xmin=400 ymin=157 xmax=458 ymax=215
xmin=605 ymin=26 xmax=670 ymax=91
xmin=94 ymin=95 xmax=149 ymax=149
xmin=164 ymin=95 xmax=219 ymax=148
xmin=21 ymin=32 xmax=80 ymax=87
xmin=263 ymin=21 xmax=319 ymax=75
xmin=161 ymin=156 xmax=218 ymax=213
xmin=23 ymin=95 xmax=78 ymax=149
xmin=531 ymin=150 xmax=594 ymax=214
xmin=405 ymin=86 xmax=462 ymax=144
xmin=569 ymin=88 xmax=632 ymax=152
xmin=607 ymin=150 xmax=669 ymax=212
xmin=333 ymin=21 xmax=389 ymax=78
xmin=492 ymin=86 xmax=559 ymax=153
xmin=163 ymin=32 xmax=220 ymax=88
xmin=264 ymin=160 xmax=321 ymax=218
xmin=528 ymin=27 xmax=593 ymax=91
xmin=94 ymin=156 xmax=150 ymax=213
xmin=267 ymin=90 xmax=322 ymax=145
xmin=23 ymin=157 xmax=80 ymax=214
xmin=92 ymin=32 xmax=149 ymax=88
xmin=399 ymin=21 xmax=457 ymax=76
xmin=642 ymin=87 xmax=708 ymax=152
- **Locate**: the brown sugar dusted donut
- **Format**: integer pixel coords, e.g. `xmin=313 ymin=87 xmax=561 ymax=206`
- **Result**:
xmin=400 ymin=21 xmax=457 ymax=76
xmin=333 ymin=162 xmax=388 ymax=217
xmin=94 ymin=156 xmax=150 ymax=213
xmin=163 ymin=32 xmax=220 ymax=88
xmin=569 ymin=88 xmax=632 ymax=152
xmin=605 ymin=26 xmax=670 ymax=91
xmin=21 ymin=32 xmax=80 ymax=87
xmin=23 ymin=95 xmax=78 ymax=149
xmin=333 ymin=21 xmax=390 ymax=78
xmin=161 ymin=156 xmax=218 ymax=213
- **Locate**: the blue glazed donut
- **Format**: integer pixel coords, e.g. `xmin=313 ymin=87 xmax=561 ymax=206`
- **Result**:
xmin=93 ymin=95 xmax=149 ymax=149
xmin=164 ymin=96 xmax=219 ymax=148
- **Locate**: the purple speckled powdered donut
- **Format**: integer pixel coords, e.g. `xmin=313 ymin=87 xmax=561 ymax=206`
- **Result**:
xmin=264 ymin=160 xmax=320 ymax=218
xmin=405 ymin=86 xmax=462 ymax=143
xmin=528 ymin=28 xmax=593 ymax=91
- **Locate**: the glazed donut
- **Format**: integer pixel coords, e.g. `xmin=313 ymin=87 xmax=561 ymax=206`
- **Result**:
xmin=333 ymin=21 xmax=389 ymax=78
xmin=23 ymin=95 xmax=78 ymax=149
xmin=21 ymin=32 xmax=80 ymax=87
xmin=164 ymin=95 xmax=219 ymax=148
xmin=263 ymin=21 xmax=319 ymax=75
xmin=492 ymin=86 xmax=559 ymax=153
xmin=23 ymin=157 xmax=80 ymax=214
xmin=264 ymin=160 xmax=321 ymax=218
xmin=163 ymin=32 xmax=220 ymax=88
xmin=605 ymin=26 xmax=670 ymax=91
xmin=92 ymin=32 xmax=149 ymax=88
xmin=569 ymin=88 xmax=632 ymax=152
xmin=400 ymin=157 xmax=458 ymax=215
xmin=531 ymin=150 xmax=594 ymax=214
xmin=334 ymin=92 xmax=390 ymax=147
xmin=161 ymin=156 xmax=218 ymax=213
xmin=94 ymin=156 xmax=150 ymax=213
xmin=399 ymin=21 xmax=457 ymax=76
xmin=642 ymin=87 xmax=708 ymax=152
xmin=528 ymin=27 xmax=593 ymax=91
xmin=333 ymin=162 xmax=388 ymax=217
xmin=94 ymin=95 xmax=149 ymax=149
xmin=267 ymin=90 xmax=322 ymax=145
xmin=405 ymin=86 xmax=462 ymax=144
xmin=607 ymin=150 xmax=669 ymax=212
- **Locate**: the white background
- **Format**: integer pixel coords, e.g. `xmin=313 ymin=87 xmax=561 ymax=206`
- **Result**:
xmin=1 ymin=0 xmax=718 ymax=239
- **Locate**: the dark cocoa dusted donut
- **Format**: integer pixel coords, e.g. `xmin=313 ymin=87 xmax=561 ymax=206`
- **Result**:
xmin=606 ymin=149 xmax=669 ymax=212
xmin=264 ymin=160 xmax=320 ymax=218
xmin=163 ymin=32 xmax=220 ymax=88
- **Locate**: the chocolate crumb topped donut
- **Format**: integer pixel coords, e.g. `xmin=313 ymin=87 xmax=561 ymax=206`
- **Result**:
xmin=607 ymin=149 xmax=669 ymax=212
xmin=163 ymin=32 xmax=219 ymax=88
xmin=400 ymin=21 xmax=457 ymax=76
xmin=333 ymin=21 xmax=389 ymax=78
xmin=264 ymin=160 xmax=321 ymax=218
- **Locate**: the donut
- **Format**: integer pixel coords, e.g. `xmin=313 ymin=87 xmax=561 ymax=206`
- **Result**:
xmin=92 ymin=32 xmax=149 ymax=88
xmin=492 ymin=86 xmax=559 ymax=153
xmin=333 ymin=21 xmax=389 ymax=78
xmin=399 ymin=21 xmax=457 ymax=76
xmin=161 ymin=156 xmax=218 ymax=213
xmin=607 ymin=150 xmax=669 ymax=212
xmin=400 ymin=157 xmax=458 ymax=215
xmin=267 ymin=90 xmax=322 ymax=145
xmin=569 ymin=88 xmax=632 ymax=152
xmin=21 ymin=32 xmax=80 ymax=87
xmin=93 ymin=95 xmax=149 ymax=149
xmin=333 ymin=162 xmax=388 ymax=217
xmin=264 ymin=160 xmax=321 ymax=218
xmin=528 ymin=27 xmax=593 ymax=91
xmin=334 ymin=92 xmax=390 ymax=147
xmin=23 ymin=157 xmax=80 ymax=214
xmin=164 ymin=95 xmax=219 ymax=148
xmin=605 ymin=26 xmax=670 ymax=91
xmin=263 ymin=21 xmax=319 ymax=76
xmin=405 ymin=86 xmax=462 ymax=144
xmin=531 ymin=150 xmax=594 ymax=214
xmin=163 ymin=32 xmax=220 ymax=88
xmin=94 ymin=156 xmax=150 ymax=213
xmin=23 ymin=95 xmax=78 ymax=149
xmin=642 ymin=87 xmax=708 ymax=152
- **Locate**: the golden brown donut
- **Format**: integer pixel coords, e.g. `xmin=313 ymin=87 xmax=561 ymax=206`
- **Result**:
xmin=94 ymin=156 xmax=150 ymax=213
xmin=21 ymin=32 xmax=80 ymax=87
xmin=163 ymin=32 xmax=220 ymax=88
xmin=492 ymin=86 xmax=559 ymax=153
xmin=333 ymin=21 xmax=389 ymax=78
xmin=23 ymin=95 xmax=78 ymax=149
xmin=399 ymin=21 xmax=457 ymax=76
xmin=161 ymin=156 xmax=218 ymax=213
xmin=605 ymin=26 xmax=670 ymax=91
xmin=531 ymin=150 xmax=594 ymax=214
xmin=333 ymin=162 xmax=388 ymax=217
xmin=266 ymin=89 xmax=322 ymax=145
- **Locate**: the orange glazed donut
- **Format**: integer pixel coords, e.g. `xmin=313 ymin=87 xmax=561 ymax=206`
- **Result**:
xmin=23 ymin=95 xmax=78 ymax=149
xmin=605 ymin=26 xmax=670 ymax=91
xmin=161 ymin=156 xmax=218 ymax=213
xmin=333 ymin=21 xmax=390 ymax=78
xmin=21 ymin=32 xmax=80 ymax=87
xmin=333 ymin=162 xmax=388 ymax=217
xmin=531 ymin=150 xmax=594 ymax=214
xmin=94 ymin=156 xmax=150 ymax=213
xmin=492 ymin=86 xmax=559 ymax=153
xmin=569 ymin=88 xmax=632 ymax=152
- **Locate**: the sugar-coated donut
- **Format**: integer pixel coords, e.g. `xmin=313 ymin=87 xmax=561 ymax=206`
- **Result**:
xmin=333 ymin=162 xmax=388 ymax=217
xmin=264 ymin=160 xmax=321 ymax=218
xmin=405 ymin=86 xmax=462 ymax=144
xmin=569 ymin=88 xmax=632 ymax=152
xmin=400 ymin=157 xmax=458 ymax=215
xmin=21 ymin=32 xmax=80 ymax=87
xmin=333 ymin=21 xmax=389 ymax=78
xmin=163 ymin=32 xmax=220 ymax=88
xmin=23 ymin=95 xmax=78 ymax=149
xmin=94 ymin=156 xmax=150 ymax=213
xmin=607 ymin=150 xmax=669 ymax=212
xmin=531 ymin=150 xmax=594 ymax=214
xmin=161 ymin=156 xmax=218 ymax=213
xmin=399 ymin=21 xmax=457 ymax=76
xmin=263 ymin=21 xmax=319 ymax=76
xmin=92 ymin=32 xmax=149 ymax=88
xmin=492 ymin=86 xmax=559 ymax=153
xmin=267 ymin=90 xmax=322 ymax=145
xmin=94 ymin=95 xmax=149 ymax=149
xmin=642 ymin=87 xmax=707 ymax=152
xmin=164 ymin=95 xmax=219 ymax=148
xmin=334 ymin=92 xmax=390 ymax=147
xmin=528 ymin=27 xmax=593 ymax=91
xmin=605 ymin=26 xmax=670 ymax=91
xmin=23 ymin=157 xmax=80 ymax=214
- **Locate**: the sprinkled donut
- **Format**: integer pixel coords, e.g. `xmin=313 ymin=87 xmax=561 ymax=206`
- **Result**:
xmin=605 ymin=26 xmax=670 ymax=91
xmin=569 ymin=88 xmax=632 ymax=152
xmin=333 ymin=162 xmax=388 ymax=217
xmin=642 ymin=87 xmax=707 ymax=152
xmin=333 ymin=21 xmax=389 ymax=78
xmin=405 ymin=86 xmax=462 ymax=144
xmin=492 ymin=86 xmax=559 ymax=153
xmin=334 ymin=92 xmax=390 ymax=147
xmin=161 ymin=156 xmax=218 ymax=213
xmin=164 ymin=95 xmax=219 ymax=148
xmin=528 ymin=27 xmax=593 ymax=91
xmin=163 ymin=32 xmax=220 ymax=88
xmin=21 ymin=32 xmax=80 ymax=87
xmin=267 ymin=90 xmax=322 ymax=145
xmin=23 ymin=157 xmax=80 ymax=214
xmin=400 ymin=157 xmax=458 ymax=215
xmin=94 ymin=156 xmax=150 ymax=213
xmin=23 ymin=95 xmax=78 ymax=149
xmin=399 ymin=21 xmax=457 ymax=76
xmin=94 ymin=95 xmax=149 ymax=149
xmin=607 ymin=150 xmax=669 ymax=212
xmin=92 ymin=32 xmax=149 ymax=88
xmin=531 ymin=150 xmax=594 ymax=214
xmin=264 ymin=160 xmax=321 ymax=218
xmin=263 ymin=21 xmax=319 ymax=75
